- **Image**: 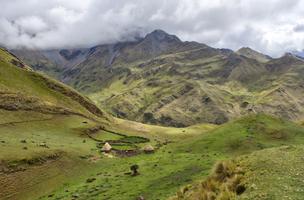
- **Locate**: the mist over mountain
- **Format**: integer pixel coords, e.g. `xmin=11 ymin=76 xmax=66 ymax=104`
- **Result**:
xmin=2 ymin=0 xmax=304 ymax=56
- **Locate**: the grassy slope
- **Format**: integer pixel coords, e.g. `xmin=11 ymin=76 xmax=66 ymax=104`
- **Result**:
xmin=33 ymin=114 xmax=304 ymax=200
xmin=169 ymin=114 xmax=304 ymax=199
xmin=171 ymin=145 xmax=304 ymax=200
xmin=0 ymin=48 xmax=108 ymax=199
xmin=0 ymin=48 xmax=107 ymax=120
xmin=239 ymin=145 xmax=304 ymax=200
xmin=0 ymin=109 xmax=216 ymax=200
xmin=0 ymin=113 xmax=100 ymax=200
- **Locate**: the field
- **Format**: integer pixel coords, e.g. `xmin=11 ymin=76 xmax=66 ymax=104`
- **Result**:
xmin=0 ymin=108 xmax=216 ymax=200
xmin=2 ymin=112 xmax=304 ymax=200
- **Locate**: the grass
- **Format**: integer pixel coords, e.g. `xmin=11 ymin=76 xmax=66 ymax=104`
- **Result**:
xmin=238 ymin=145 xmax=304 ymax=200
xmin=111 ymin=117 xmax=217 ymax=141
xmin=0 ymin=112 xmax=98 ymax=161
xmin=172 ymin=145 xmax=304 ymax=200
xmin=175 ymin=114 xmax=304 ymax=156
xmin=2 ymin=102 xmax=304 ymax=200
xmin=0 ymin=97 xmax=217 ymax=200
xmin=0 ymin=112 xmax=100 ymax=200
xmin=0 ymin=111 xmax=216 ymax=200
xmin=0 ymin=48 xmax=107 ymax=120
xmin=2 ymin=114 xmax=298 ymax=200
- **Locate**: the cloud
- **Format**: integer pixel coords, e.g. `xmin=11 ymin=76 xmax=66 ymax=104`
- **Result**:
xmin=0 ymin=0 xmax=303 ymax=56
xmin=294 ymin=24 xmax=304 ymax=32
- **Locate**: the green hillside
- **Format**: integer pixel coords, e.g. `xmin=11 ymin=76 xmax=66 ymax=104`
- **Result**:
xmin=170 ymin=114 xmax=304 ymax=200
xmin=0 ymin=48 xmax=110 ymax=199
xmin=29 ymin=114 xmax=304 ymax=200
xmin=171 ymin=145 xmax=304 ymax=200
xmin=0 ymin=48 xmax=107 ymax=120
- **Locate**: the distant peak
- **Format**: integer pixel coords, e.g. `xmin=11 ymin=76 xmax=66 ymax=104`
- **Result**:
xmin=291 ymin=50 xmax=304 ymax=59
xmin=144 ymin=29 xmax=181 ymax=43
xmin=283 ymin=52 xmax=294 ymax=57
xmin=239 ymin=47 xmax=251 ymax=50
xmin=281 ymin=52 xmax=304 ymax=61
xmin=150 ymin=29 xmax=168 ymax=35
xmin=237 ymin=47 xmax=258 ymax=53
xmin=236 ymin=47 xmax=271 ymax=62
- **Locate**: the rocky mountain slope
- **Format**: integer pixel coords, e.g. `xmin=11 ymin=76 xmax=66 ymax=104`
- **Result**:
xmin=12 ymin=30 xmax=304 ymax=127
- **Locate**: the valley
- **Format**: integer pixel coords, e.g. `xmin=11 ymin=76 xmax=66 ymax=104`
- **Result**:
xmin=13 ymin=30 xmax=304 ymax=127
xmin=2 ymin=29 xmax=304 ymax=200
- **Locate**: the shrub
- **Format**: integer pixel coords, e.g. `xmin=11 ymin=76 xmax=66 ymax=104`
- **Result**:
xmin=130 ymin=164 xmax=139 ymax=176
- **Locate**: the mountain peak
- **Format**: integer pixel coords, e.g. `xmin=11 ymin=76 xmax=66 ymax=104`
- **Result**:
xmin=291 ymin=50 xmax=304 ymax=59
xmin=280 ymin=52 xmax=304 ymax=62
xmin=236 ymin=47 xmax=271 ymax=62
xmin=144 ymin=29 xmax=181 ymax=43
xmin=236 ymin=47 xmax=262 ymax=55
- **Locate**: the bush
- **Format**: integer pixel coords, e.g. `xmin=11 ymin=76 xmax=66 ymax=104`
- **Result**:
xmin=130 ymin=164 xmax=139 ymax=176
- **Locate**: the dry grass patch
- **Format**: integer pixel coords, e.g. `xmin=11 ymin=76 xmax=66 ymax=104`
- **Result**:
xmin=171 ymin=161 xmax=245 ymax=200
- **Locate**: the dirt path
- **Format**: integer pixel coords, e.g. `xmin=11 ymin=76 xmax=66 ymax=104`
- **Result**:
xmin=0 ymin=117 xmax=55 ymax=127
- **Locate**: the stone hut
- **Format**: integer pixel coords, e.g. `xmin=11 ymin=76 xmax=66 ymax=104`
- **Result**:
xmin=102 ymin=142 xmax=112 ymax=153
xmin=143 ymin=144 xmax=155 ymax=154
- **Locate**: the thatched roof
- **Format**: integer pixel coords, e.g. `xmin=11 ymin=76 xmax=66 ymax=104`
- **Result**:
xmin=102 ymin=142 xmax=112 ymax=152
xmin=143 ymin=144 xmax=154 ymax=152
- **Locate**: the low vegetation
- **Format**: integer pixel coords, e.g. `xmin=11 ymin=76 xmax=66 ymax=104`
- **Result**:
xmin=3 ymin=42 xmax=304 ymax=200
xmin=170 ymin=161 xmax=245 ymax=200
xmin=171 ymin=145 xmax=304 ymax=200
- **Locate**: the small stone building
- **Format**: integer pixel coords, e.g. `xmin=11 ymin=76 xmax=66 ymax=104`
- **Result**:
xmin=102 ymin=142 xmax=112 ymax=153
xmin=143 ymin=144 xmax=155 ymax=153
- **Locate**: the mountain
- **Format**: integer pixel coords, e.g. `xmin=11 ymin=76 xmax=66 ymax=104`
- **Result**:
xmin=236 ymin=47 xmax=272 ymax=62
xmin=292 ymin=49 xmax=304 ymax=58
xmin=4 ymin=37 xmax=304 ymax=200
xmin=12 ymin=30 xmax=304 ymax=127
xmin=11 ymin=48 xmax=90 ymax=79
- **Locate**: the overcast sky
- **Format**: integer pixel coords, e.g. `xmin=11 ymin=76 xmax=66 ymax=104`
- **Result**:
xmin=1 ymin=0 xmax=304 ymax=56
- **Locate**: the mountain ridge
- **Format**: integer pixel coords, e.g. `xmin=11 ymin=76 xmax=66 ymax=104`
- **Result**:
xmin=10 ymin=29 xmax=304 ymax=127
